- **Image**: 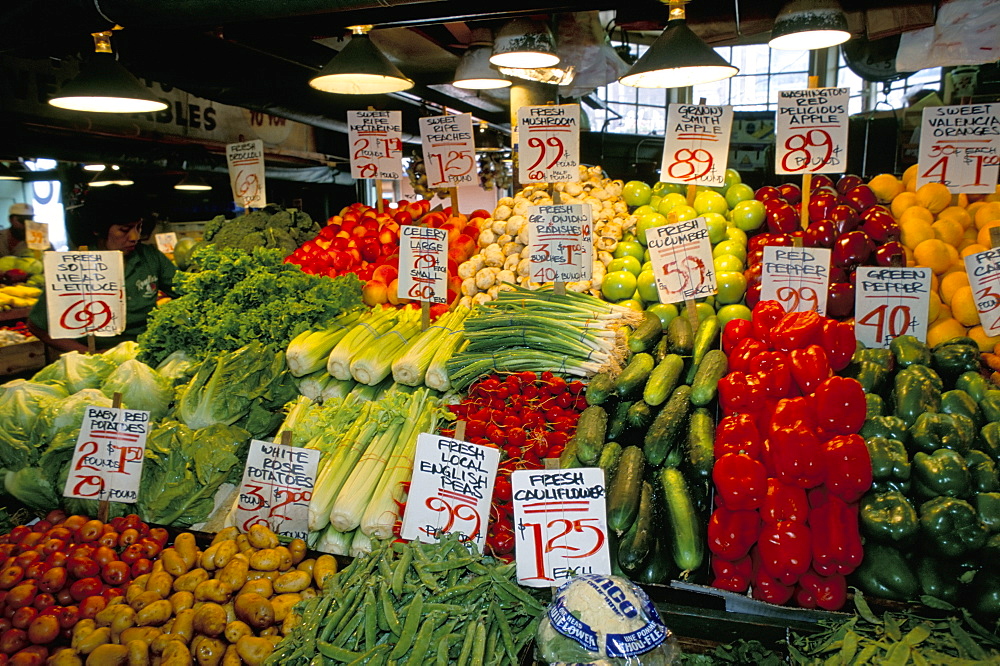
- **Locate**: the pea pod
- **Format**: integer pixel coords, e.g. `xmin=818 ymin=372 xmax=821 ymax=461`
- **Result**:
xmin=388 ymin=591 xmax=424 ymax=659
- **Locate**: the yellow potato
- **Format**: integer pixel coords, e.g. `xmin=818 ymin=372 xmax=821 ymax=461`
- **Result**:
xmin=223 ymin=621 xmax=252 ymax=645
xmin=259 ymin=627 xmax=279 ymax=637
xmin=217 ymin=559 xmax=248 ymax=591
xmin=272 ymin=571 xmax=310 ymax=594
xmin=85 ymin=643 xmax=129 ymax=666
xmin=161 ymin=549 xmax=190 ymax=578
xmin=246 ymin=525 xmax=278 ymax=550
xmin=50 ymin=649 xmax=84 ymax=666
xmin=299 ymin=589 xmax=316 ymax=601
xmin=146 ymin=572 xmax=174 ymax=600
xmin=125 ymin=585 xmax=146 ymax=606
xmin=199 ymin=544 xmax=219 ymax=571
xmin=269 ymin=594 xmax=301 ymax=623
xmin=118 ymin=628 xmax=162 ymax=647
xmin=137 ymin=600 xmax=173 ymax=627
xmin=287 ymin=539 xmax=307 ymax=566
xmin=222 ymin=603 xmax=236 ymax=625
xmin=235 ymin=535 xmax=252 ymax=553
xmin=244 ymin=570 xmax=278 ymax=584
xmin=295 ymin=559 xmax=315 ymax=575
xmin=221 ymin=645 xmax=240 ymax=666
xmin=280 ymin=612 xmax=299 ymax=636
xmin=110 ymin=606 xmax=138 ymax=640
xmin=130 ymin=574 xmax=151 ymax=592
xmin=169 ymin=591 xmax=195 ymax=614
xmin=193 ymin=637 xmax=225 ymax=666
xmin=233 ymin=593 xmax=274 ymax=630
xmin=192 ymin=604 xmax=227 ymax=638
xmin=262 ymin=635 xmax=282 ymax=648
xmin=160 ymin=641 xmax=193 ymax=666
xmin=77 ymin=627 xmax=112 ymax=655
xmin=235 ymin=637 xmax=274 ymax=666
xmin=213 ymin=541 xmax=239 ymax=570
xmin=173 ymin=569 xmax=209 ymax=593
xmin=129 ymin=591 xmax=163 ymax=613
xmin=248 ymin=549 xmax=280 ymax=572
xmin=151 ymin=560 xmax=164 ymax=574
xmin=71 ymin=620 xmax=97 ymax=651
xmin=151 ymin=634 xmax=187 ymax=655
xmin=312 ymin=555 xmax=337 ymax=589
xmin=210 ymin=527 xmax=239 ymax=546
xmin=172 ymin=609 xmax=195 ymax=642
xmin=126 ymin=639 xmax=149 ymax=666
xmin=95 ymin=604 xmax=122 ymax=627
xmin=238 ymin=579 xmax=272 ymax=599
xmin=195 ymin=580 xmax=233 ymax=604
xmin=173 ymin=533 xmax=199 ymax=569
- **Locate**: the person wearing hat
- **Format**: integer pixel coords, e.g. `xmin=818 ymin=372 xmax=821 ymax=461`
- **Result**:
xmin=1 ymin=203 xmax=35 ymax=257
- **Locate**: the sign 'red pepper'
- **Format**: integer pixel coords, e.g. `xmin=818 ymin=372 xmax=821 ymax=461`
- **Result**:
xmin=713 ymin=453 xmax=768 ymax=511
xmin=813 ymin=376 xmax=866 ymax=436
xmin=714 ymin=414 xmax=763 ymax=460
xmin=758 ymin=520 xmax=812 ymax=585
xmin=770 ymin=310 xmax=823 ymax=352
xmin=761 ymin=478 xmax=809 ymax=524
xmin=729 ymin=338 xmax=766 ymax=373
xmin=770 ymin=422 xmax=826 ymax=489
xmin=789 ymin=345 xmax=832 ymax=395
xmin=711 ymin=555 xmax=752 ymax=593
xmin=750 ymin=351 xmax=792 ymax=399
xmin=809 ymin=490 xmax=863 ymax=576
xmin=822 ymin=434 xmax=873 ymax=503
xmin=795 ymin=570 xmax=848 ymax=611
xmin=722 ymin=318 xmax=753 ymax=355
xmin=708 ymin=506 xmax=760 ymax=561
xmin=820 ymin=319 xmax=855 ymax=372
xmin=752 ymin=300 xmax=786 ymax=345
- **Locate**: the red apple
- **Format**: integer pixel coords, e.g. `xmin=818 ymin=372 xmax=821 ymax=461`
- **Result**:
xmin=875 ymin=241 xmax=906 ymax=267
xmin=470 ymin=209 xmax=491 ymax=220
xmin=387 ymin=279 xmax=412 ymax=306
xmin=811 ymin=175 xmax=835 ymax=191
xmin=359 ymin=237 xmax=380 ymax=263
xmin=394 ymin=210 xmax=413 ymax=226
xmin=836 ymin=174 xmax=864 ymax=195
xmin=440 ymin=223 xmax=463 ymax=245
xmin=808 ymin=191 xmax=838 ymax=222
xmin=378 ymin=227 xmax=398 ymax=246
xmin=351 ymin=225 xmax=368 ymax=238
xmin=826 ymin=281 xmax=855 ymax=318
xmin=860 ymin=206 xmax=900 ymax=243
xmin=450 ymin=234 xmax=477 ymax=262
xmin=832 ymin=230 xmax=872 ymax=269
xmin=448 ymin=275 xmax=462 ymax=296
xmin=845 ymin=185 xmax=878 ymax=212
xmin=829 ymin=204 xmax=860 ymax=236
xmin=778 ymin=183 xmax=802 ymax=206
xmin=765 ymin=201 xmax=800 ymax=234
xmin=745 ymin=281 xmax=762 ymax=308
xmin=755 ymin=186 xmax=782 ymax=202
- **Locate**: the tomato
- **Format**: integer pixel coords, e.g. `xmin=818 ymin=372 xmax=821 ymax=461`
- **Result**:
xmin=7 ymin=531 xmax=27 ymax=547
xmin=37 ymin=540 xmax=63 ymax=561
xmin=54 ymin=607 xmax=77 ymax=631
xmin=134 ymin=539 xmax=160 ymax=559
xmin=67 ymin=546 xmax=92 ymax=560
xmin=76 ymin=521 xmax=103 ymax=543
xmin=9 ymin=608 xmax=35 ymax=631
xmin=0 ymin=619 xmax=10 ymax=635
xmin=42 ymin=528 xmax=69 ymax=544
xmin=25 ymin=524 xmax=47 ymax=537
xmin=28 ymin=596 xmax=52 ymax=614
xmin=91 ymin=547 xmax=115 ymax=569
xmin=68 ymin=579 xmax=101 ymax=604
xmin=61 ymin=516 xmax=86 ymax=533
xmin=97 ymin=532 xmax=118 ymax=549
xmin=100 ymin=588 xmax=121 ymax=602
xmin=487 ymin=527 xmax=514 ymax=556
xmin=25 ymin=615 xmax=58 ymax=646
xmin=10 ymin=645 xmax=47 ymax=666
xmin=0 ymin=569 xmax=23 ymax=592
xmin=100 ymin=563 xmax=129 ymax=588
xmin=41 ymin=553 xmax=64 ymax=570
xmin=77 ymin=596 xmax=105 ymax=620
xmin=118 ymin=545 xmax=144 ymax=567
xmin=65 ymin=558 xmax=97 ymax=580
xmin=0 ymin=629 xmax=27 ymax=655
xmin=53 ymin=591 xmax=71 ymax=607
xmin=109 ymin=517 xmax=126 ymax=533
xmin=130 ymin=560 xmax=151 ymax=578
xmin=0 ymin=549 xmax=13 ymax=563
xmin=120 ymin=516 xmax=145 ymax=536
xmin=3 ymin=587 xmax=34 ymax=611
xmin=21 ymin=565 xmax=44 ymax=584
xmin=43 ymin=512 xmax=65 ymax=527
xmin=118 ymin=529 xmax=139 ymax=549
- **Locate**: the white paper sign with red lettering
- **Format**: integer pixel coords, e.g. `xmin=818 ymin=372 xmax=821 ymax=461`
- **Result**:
xmin=854 ymin=267 xmax=932 ymax=348
xmin=226 ymin=139 xmax=267 ymax=208
xmin=419 ymin=113 xmax=477 ymax=188
xmin=64 ymin=406 xmax=148 ymax=504
xmin=348 ymin=110 xmax=404 ymax=180
xmin=760 ymin=246 xmax=831 ymax=316
xmin=661 ymin=104 xmax=734 ymax=187
xmin=775 ymin=88 xmax=849 ymax=175
xmin=25 ymin=220 xmax=49 ymax=251
xmin=235 ymin=441 xmax=320 ymax=540
xmin=517 ymin=104 xmax=580 ymax=183
xmin=400 ymin=434 xmax=500 ymax=552
xmin=511 ymin=468 xmax=611 ymax=588
xmin=644 ymin=217 xmax=717 ymax=304
xmin=398 ymin=226 xmax=448 ymax=304
xmin=527 ymin=204 xmax=594 ymax=283
xmin=917 ymin=103 xmax=1000 ymax=193
xmin=43 ymin=251 xmax=125 ymax=338
xmin=965 ymin=248 xmax=1000 ymax=337
xmin=154 ymin=232 xmax=177 ymax=254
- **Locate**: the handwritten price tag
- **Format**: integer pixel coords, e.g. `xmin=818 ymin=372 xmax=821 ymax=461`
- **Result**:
xmin=965 ymin=248 xmax=1000 ymax=337
xmin=527 ymin=204 xmax=594 ymax=283
xmin=760 ymin=246 xmax=831 ymax=316
xmin=398 ymin=226 xmax=448 ymax=304
xmin=154 ymin=232 xmax=177 ymax=255
xmin=517 ymin=104 xmax=580 ymax=183
xmin=225 ymin=139 xmax=266 ymax=208
xmin=854 ymin=267 xmax=932 ymax=347
xmin=661 ymin=104 xmax=734 ymax=187
xmin=775 ymin=88 xmax=849 ymax=175
xmin=400 ymin=434 xmax=500 ymax=552
xmin=644 ymin=217 xmax=716 ymax=304
xmin=43 ymin=251 xmax=125 ymax=339
xmin=235 ymin=441 xmax=320 ymax=539
xmin=64 ymin=406 xmax=148 ymax=504
xmin=25 ymin=220 xmax=49 ymax=251
xmin=348 ymin=110 xmax=403 ymax=180
xmin=419 ymin=113 xmax=476 ymax=188
xmin=512 ymin=468 xmax=611 ymax=587
xmin=917 ymin=104 xmax=1000 ymax=194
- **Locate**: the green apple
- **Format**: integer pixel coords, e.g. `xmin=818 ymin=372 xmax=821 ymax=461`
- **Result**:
xmin=649 ymin=195 xmax=663 ymax=210
xmin=656 ymin=193 xmax=688 ymax=215
xmin=652 ymin=182 xmax=684 ymax=196
xmin=622 ymin=180 xmax=652 ymax=207
xmin=714 ymin=254 xmax=744 ymax=273
xmin=602 ymin=271 xmax=638 ymax=301
xmin=635 ymin=211 xmax=667 ymax=246
xmin=643 ymin=249 xmax=651 ymax=263
xmin=717 ymin=303 xmax=752 ymax=328
xmin=726 ymin=227 xmax=748 ymax=245
xmin=633 ymin=204 xmax=655 ymax=217
xmin=731 ymin=199 xmax=766 ymax=232
xmin=617 ymin=298 xmax=645 ymax=312
xmin=715 ymin=271 xmax=748 ymax=305
xmin=614 ymin=240 xmax=645 ymax=263
xmin=637 ymin=270 xmax=659 ymax=302
xmin=672 ymin=205 xmax=699 ymax=222
xmin=724 ymin=168 xmax=742 ymax=189
xmin=703 ymin=212 xmax=728 ymax=245
xmin=647 ymin=303 xmax=678 ymax=329
xmin=641 ymin=261 xmax=653 ymax=272
xmin=725 ymin=183 xmax=755 ymax=209
xmin=693 ymin=191 xmax=729 ymax=216
xmin=713 ymin=240 xmax=747 ymax=263
xmin=607 ymin=255 xmax=642 ymax=276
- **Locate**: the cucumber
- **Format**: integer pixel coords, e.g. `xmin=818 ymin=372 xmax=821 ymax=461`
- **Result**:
xmin=626 ymin=400 xmax=654 ymax=429
xmin=617 ymin=481 xmax=655 ymax=574
xmin=685 ymin=316 xmax=721 ymax=384
xmin=685 ymin=408 xmax=714 ymax=479
xmin=643 ymin=354 xmax=684 ymax=407
xmin=558 ymin=437 xmax=581 ymax=468
xmin=635 ymin=511 xmax=676 ymax=585
xmin=666 ymin=316 xmax=694 ymax=355
xmin=607 ymin=400 xmax=632 ymax=440
xmin=628 ymin=312 xmax=663 ymax=353
xmin=644 ymin=385 xmax=692 ymax=467
xmin=573 ymin=405 xmax=609 ymax=465
xmin=598 ymin=442 xmax=623 ymax=479
xmin=608 ymin=530 xmax=625 ymax=577
xmin=659 ymin=467 xmax=704 ymax=573
xmin=690 ymin=349 xmax=728 ymax=407
xmin=585 ymin=371 xmax=615 ymax=406
xmin=607 ymin=446 xmax=645 ymax=535
xmin=614 ymin=352 xmax=655 ymax=399
xmin=653 ymin=335 xmax=669 ymax=364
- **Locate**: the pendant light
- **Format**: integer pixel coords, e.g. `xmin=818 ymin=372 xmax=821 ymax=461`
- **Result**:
xmin=0 ymin=163 xmax=23 ymax=181
xmin=174 ymin=173 xmax=212 ymax=191
xmin=48 ymin=31 xmax=168 ymax=113
xmin=453 ymin=29 xmax=511 ymax=90
xmin=490 ymin=18 xmax=560 ymax=69
xmin=768 ymin=0 xmax=850 ymax=50
xmin=309 ymin=25 xmax=414 ymax=95
xmin=476 ymin=121 xmax=506 ymax=152
xmin=619 ymin=1 xmax=738 ymax=88
xmin=89 ymin=166 xmax=133 ymax=187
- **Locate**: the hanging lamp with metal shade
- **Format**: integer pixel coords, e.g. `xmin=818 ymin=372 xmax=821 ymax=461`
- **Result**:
xmin=174 ymin=173 xmax=212 ymax=191
xmin=48 ymin=31 xmax=168 ymax=113
xmin=619 ymin=1 xmax=738 ymax=88
xmin=89 ymin=167 xmax=134 ymax=187
xmin=309 ymin=25 xmax=414 ymax=95
xmin=453 ymin=29 xmax=511 ymax=90
xmin=490 ymin=18 xmax=560 ymax=69
xmin=768 ymin=0 xmax=851 ymax=50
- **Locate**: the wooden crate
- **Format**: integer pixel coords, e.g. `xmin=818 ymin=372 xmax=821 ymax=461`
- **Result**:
xmin=0 ymin=339 xmax=46 ymax=376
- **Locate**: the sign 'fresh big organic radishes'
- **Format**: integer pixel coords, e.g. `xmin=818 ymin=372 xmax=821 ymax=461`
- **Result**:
xmin=398 ymin=225 xmax=448 ymax=304
xmin=775 ymin=88 xmax=849 ymax=175
xmin=64 ymin=406 xmax=148 ymax=504
xmin=761 ymin=246 xmax=831 ymax=316
xmin=853 ymin=267 xmax=932 ymax=348
xmin=347 ymin=110 xmax=403 ymax=180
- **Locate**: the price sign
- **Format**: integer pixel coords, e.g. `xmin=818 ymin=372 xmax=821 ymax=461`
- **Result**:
xmin=527 ymin=204 xmax=594 ymax=283
xmin=398 ymin=226 xmax=448 ymax=304
xmin=644 ymin=218 xmax=716 ymax=304
xmin=917 ymin=104 xmax=1000 ymax=193
xmin=43 ymin=251 xmax=125 ymax=339
xmin=400 ymin=434 xmax=500 ymax=552
xmin=661 ymin=104 xmax=734 ymax=187
xmin=760 ymin=246 xmax=831 ymax=316
xmin=419 ymin=113 xmax=476 ymax=188
xmin=64 ymin=406 xmax=148 ymax=504
xmin=517 ymin=104 xmax=580 ymax=183
xmin=347 ymin=110 xmax=403 ymax=180
xmin=225 ymin=139 xmax=267 ymax=208
xmin=775 ymin=88 xmax=849 ymax=175
xmin=854 ymin=267 xmax=932 ymax=348
xmin=235 ymin=440 xmax=320 ymax=539
xmin=25 ymin=220 xmax=49 ymax=251
xmin=965 ymin=248 xmax=1000 ymax=336
xmin=512 ymin=468 xmax=611 ymax=587
xmin=154 ymin=232 xmax=177 ymax=255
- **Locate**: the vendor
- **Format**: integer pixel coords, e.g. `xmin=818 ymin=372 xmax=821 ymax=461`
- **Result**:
xmin=26 ymin=194 xmax=177 ymax=353
xmin=0 ymin=203 xmax=34 ymax=257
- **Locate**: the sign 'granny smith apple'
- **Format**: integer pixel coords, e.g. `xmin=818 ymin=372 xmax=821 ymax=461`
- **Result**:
xmin=661 ymin=104 xmax=734 ymax=187
xmin=917 ymin=103 xmax=1000 ymax=193
xmin=854 ymin=267 xmax=931 ymax=347
xmin=644 ymin=217 xmax=717 ymax=304
xmin=775 ymin=88 xmax=849 ymax=175
xmin=517 ymin=104 xmax=580 ymax=183
xmin=760 ymin=246 xmax=831 ymax=316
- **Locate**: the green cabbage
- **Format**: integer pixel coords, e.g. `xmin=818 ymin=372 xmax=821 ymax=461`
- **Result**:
xmin=32 ymin=352 xmax=115 ymax=393
xmin=101 ymin=359 xmax=175 ymax=421
xmin=102 ymin=341 xmax=141 ymax=366
xmin=3 ymin=467 xmax=60 ymax=512
xmin=156 ymin=350 xmax=198 ymax=384
xmin=30 ymin=388 xmax=113 ymax=449
xmin=0 ymin=380 xmax=69 ymax=470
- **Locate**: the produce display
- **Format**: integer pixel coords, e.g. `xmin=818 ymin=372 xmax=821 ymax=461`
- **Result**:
xmin=0 ymin=323 xmax=36 ymax=348
xmin=203 ymin=205 xmax=321 ymax=257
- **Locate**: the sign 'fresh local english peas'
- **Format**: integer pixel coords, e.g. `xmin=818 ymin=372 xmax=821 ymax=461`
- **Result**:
xmin=917 ymin=103 xmax=1000 ymax=193
xmin=418 ymin=113 xmax=477 ymax=188
xmin=854 ymin=267 xmax=932 ymax=348
xmin=775 ymin=87 xmax=849 ymax=175
xmin=347 ymin=110 xmax=403 ymax=180
xmin=964 ymin=248 xmax=1000 ymax=336
xmin=661 ymin=103 xmax=734 ymax=187
xmin=644 ymin=218 xmax=716 ymax=304
xmin=64 ymin=406 xmax=148 ymax=504
xmin=511 ymin=468 xmax=611 ymax=587
xmin=527 ymin=204 xmax=594 ymax=283
xmin=400 ymin=434 xmax=500 ymax=552
xmin=398 ymin=226 xmax=448 ymax=304
xmin=43 ymin=251 xmax=125 ymax=339
xmin=761 ymin=246 xmax=831 ymax=316
xmin=235 ymin=440 xmax=320 ymax=540
xmin=516 ymin=104 xmax=580 ymax=183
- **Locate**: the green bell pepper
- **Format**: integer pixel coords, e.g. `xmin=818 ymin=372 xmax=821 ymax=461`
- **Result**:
xmin=893 ymin=368 xmax=942 ymax=426
xmin=981 ymin=391 xmax=1000 ymax=424
xmin=891 ymin=334 xmax=932 ymax=368
xmin=904 ymin=364 xmax=945 ymax=392
xmin=851 ymin=543 xmax=919 ymax=601
xmin=860 ymin=490 xmax=919 ymax=544
xmin=860 ymin=416 xmax=909 ymax=443
xmin=957 ymin=371 xmax=990 ymax=403
xmin=931 ymin=338 xmax=981 ymax=384
xmin=967 ymin=450 xmax=999 ymax=493
xmin=865 ymin=437 xmax=910 ymax=488
xmin=848 ymin=361 xmax=890 ymax=394
xmin=941 ymin=389 xmax=983 ymax=427
xmin=976 ymin=492 xmax=1000 ymax=534
xmin=912 ymin=449 xmax=971 ymax=500
xmin=919 ymin=496 xmax=988 ymax=558
xmin=981 ymin=422 xmax=1000 ymax=463
xmin=909 ymin=413 xmax=976 ymax=456
xmin=854 ymin=347 xmax=893 ymax=368
xmin=974 ymin=570 xmax=1000 ymax=616
xmin=865 ymin=394 xmax=885 ymax=418
xmin=915 ymin=555 xmax=962 ymax=605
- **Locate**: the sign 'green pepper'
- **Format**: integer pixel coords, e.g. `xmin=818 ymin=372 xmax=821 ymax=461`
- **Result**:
xmin=931 ymin=338 xmax=981 ymax=384
xmin=860 ymin=490 xmax=918 ymax=544
xmin=976 ymin=492 xmax=1000 ymax=534
xmin=865 ymin=437 xmax=910 ymax=490
xmin=918 ymin=496 xmax=988 ymax=558
xmin=912 ymin=449 xmax=971 ymax=500
xmin=890 ymin=334 xmax=931 ymax=368
xmin=893 ymin=368 xmax=942 ymax=426
xmin=956 ymin=371 xmax=989 ymax=403
xmin=980 ymin=422 xmax=1000 ymax=462
xmin=909 ymin=413 xmax=976 ymax=456
xmin=860 ymin=416 xmax=909 ymax=443
xmin=940 ymin=389 xmax=983 ymax=428
xmin=851 ymin=543 xmax=919 ymax=601
xmin=966 ymin=450 xmax=999 ymax=493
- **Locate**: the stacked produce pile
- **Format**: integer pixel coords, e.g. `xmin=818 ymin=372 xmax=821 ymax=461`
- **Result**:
xmin=0 ymin=322 xmax=36 ymax=348
xmin=203 ymin=205 xmax=321 ymax=257
xmin=0 ymin=255 xmax=45 ymax=300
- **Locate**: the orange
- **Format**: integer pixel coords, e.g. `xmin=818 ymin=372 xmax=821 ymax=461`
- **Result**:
xmin=914 ymin=239 xmax=954 ymax=274
xmin=902 ymin=164 xmax=919 ymax=188
xmin=937 ymin=302 xmax=952 ymax=322
xmin=968 ymin=201 xmax=988 ymax=221
xmin=916 ymin=182 xmax=952 ymax=214
xmin=943 ymin=259 xmax=966 ymax=276
xmin=969 ymin=325 xmax=1000 ymax=352
xmin=956 ymin=193 xmax=969 ymax=209
xmin=927 ymin=318 xmax=967 ymax=347
xmin=964 ymin=227 xmax=979 ymax=241
xmin=930 ymin=271 xmax=939 ymax=295
xmin=962 ymin=243 xmax=989 ymax=258
xmin=928 ymin=291 xmax=942 ymax=322
xmin=890 ymin=191 xmax=918 ymax=219
xmin=938 ymin=206 xmax=974 ymax=229
xmin=951 ymin=286 xmax=981 ymax=326
xmin=940 ymin=271 xmax=971 ymax=305
xmin=976 ymin=220 xmax=1000 ymax=248
xmin=868 ymin=174 xmax=904 ymax=203
xmin=899 ymin=216 xmax=935 ymax=250
xmin=976 ymin=202 xmax=1000 ymax=230
xmin=931 ymin=218 xmax=964 ymax=247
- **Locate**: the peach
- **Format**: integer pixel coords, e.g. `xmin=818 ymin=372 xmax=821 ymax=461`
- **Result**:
xmin=387 ymin=279 xmax=412 ymax=306
xmin=372 ymin=264 xmax=398 ymax=284
xmin=362 ymin=280 xmax=388 ymax=307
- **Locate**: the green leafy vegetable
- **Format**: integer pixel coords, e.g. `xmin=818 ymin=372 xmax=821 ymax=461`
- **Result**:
xmin=101 ymin=359 xmax=175 ymax=421
xmin=3 ymin=467 xmax=60 ymax=511
xmin=32 ymin=352 xmax=115 ymax=393
xmin=203 ymin=205 xmax=320 ymax=256
xmin=101 ymin=341 xmax=140 ymax=366
xmin=0 ymin=380 xmax=68 ymax=470
xmin=30 ymin=388 xmax=113 ymax=450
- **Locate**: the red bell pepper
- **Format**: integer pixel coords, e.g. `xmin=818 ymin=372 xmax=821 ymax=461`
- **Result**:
xmin=761 ymin=479 xmax=809 ymax=524
xmin=714 ymin=414 xmax=762 ymax=460
xmin=713 ymin=453 xmax=768 ymax=511
xmin=796 ymin=570 xmax=848 ymax=611
xmin=718 ymin=372 xmax=765 ymax=416
xmin=820 ymin=319 xmax=855 ymax=372
xmin=769 ymin=421 xmax=826 ymax=489
xmin=789 ymin=345 xmax=832 ymax=395
xmin=769 ymin=396 xmax=814 ymax=433
xmin=809 ymin=492 xmax=863 ymax=577
xmin=749 ymin=351 xmax=792 ymax=399
xmin=760 ymin=438 xmax=779 ymax=478
xmin=754 ymin=398 xmax=778 ymax=437
xmin=813 ymin=376 xmax=866 ymax=436
xmin=770 ymin=310 xmax=823 ymax=352
xmin=728 ymin=338 xmax=766 ymax=373
xmin=821 ymin=434 xmax=873 ymax=503
xmin=708 ymin=506 xmax=760 ymax=561
xmin=750 ymin=549 xmax=795 ymax=604
xmin=751 ymin=300 xmax=786 ymax=345
xmin=757 ymin=520 xmax=812 ymax=585
xmin=722 ymin=318 xmax=754 ymax=355
xmin=711 ymin=555 xmax=752 ymax=594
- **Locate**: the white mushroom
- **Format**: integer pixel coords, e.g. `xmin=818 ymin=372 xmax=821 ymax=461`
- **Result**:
xmin=502 ymin=241 xmax=524 ymax=257
xmin=613 ymin=201 xmax=628 ymax=216
xmin=588 ymin=166 xmax=604 ymax=179
xmin=491 ymin=218 xmax=507 ymax=235
xmin=591 ymin=272 xmax=604 ymax=290
xmin=475 ymin=267 xmax=498 ymax=290
xmin=504 ymin=216 xmax=523 ymax=237
xmin=493 ymin=205 xmax=512 ymax=221
xmin=512 ymin=199 xmax=532 ymax=217
xmin=496 ymin=269 xmax=517 ymax=286
xmin=483 ymin=243 xmax=505 ymax=267
xmin=567 ymin=281 xmax=592 ymax=293
xmin=498 ymin=196 xmax=514 ymax=208
xmin=459 ymin=295 xmax=473 ymax=308
xmin=595 ymin=236 xmax=619 ymax=252
xmin=516 ymin=257 xmax=532 ymax=277
xmin=458 ymin=258 xmax=481 ymax=279
xmin=592 ymin=259 xmax=607 ymax=276
xmin=565 ymin=182 xmax=584 ymax=196
xmin=584 ymin=195 xmax=601 ymax=208
xmin=461 ymin=277 xmax=479 ymax=297
xmin=606 ymin=180 xmax=624 ymax=198
xmin=623 ymin=215 xmax=638 ymax=231
xmin=520 ymin=245 xmax=533 ymax=259
xmin=503 ymin=254 xmax=520 ymax=271
xmin=598 ymin=250 xmax=614 ymax=266
xmin=478 ymin=228 xmax=497 ymax=247
xmin=472 ymin=292 xmax=492 ymax=306
xmin=603 ymin=221 xmax=623 ymax=240
xmin=496 ymin=233 xmax=512 ymax=246
xmin=516 ymin=225 xmax=531 ymax=245
xmin=487 ymin=285 xmax=501 ymax=299
xmin=591 ymin=188 xmax=609 ymax=201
